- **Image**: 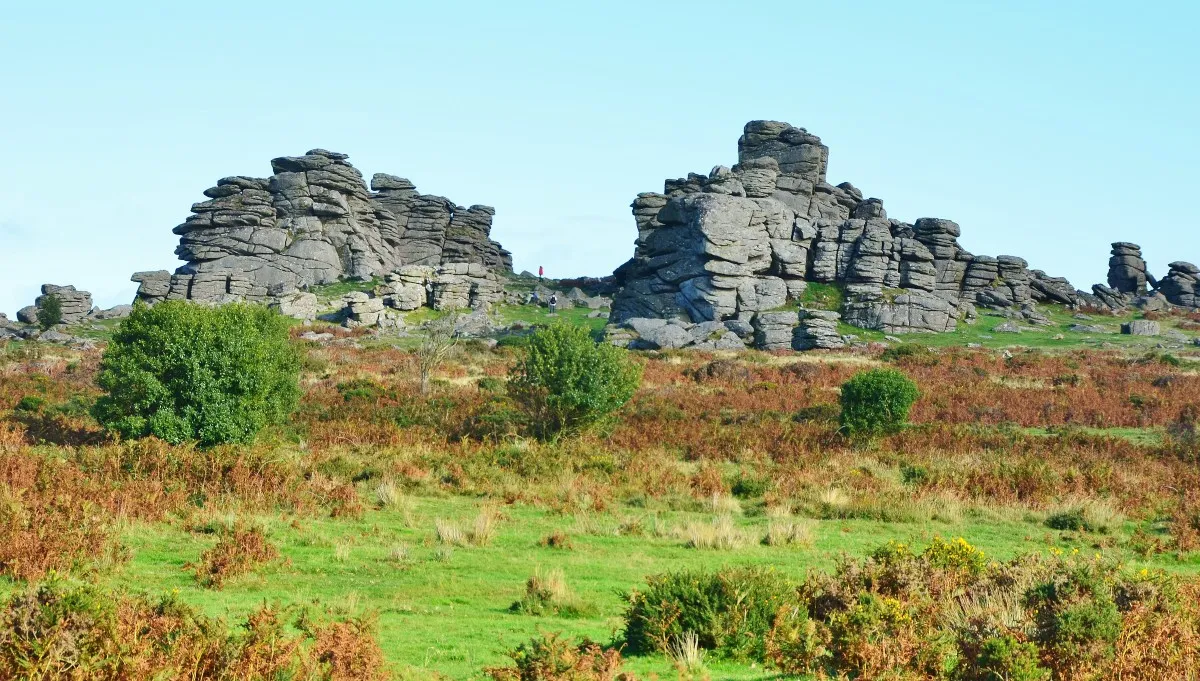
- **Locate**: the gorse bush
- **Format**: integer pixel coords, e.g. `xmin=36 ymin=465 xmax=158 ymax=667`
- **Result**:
xmin=36 ymin=294 xmax=63 ymax=330
xmin=486 ymin=632 xmax=635 ymax=681
xmin=760 ymin=539 xmax=1196 ymax=680
xmin=0 ymin=580 xmax=388 ymax=680
xmin=839 ymin=368 xmax=919 ymax=437
xmin=508 ymin=324 xmax=642 ymax=439
xmin=92 ymin=302 xmax=300 ymax=446
xmin=623 ymin=566 xmax=795 ymax=661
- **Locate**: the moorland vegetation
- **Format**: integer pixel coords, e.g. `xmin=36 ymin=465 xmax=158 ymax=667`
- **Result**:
xmin=2 ymin=303 xmax=1200 ymax=679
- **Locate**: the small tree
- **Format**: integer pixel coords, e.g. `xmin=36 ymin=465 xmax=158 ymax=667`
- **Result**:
xmin=37 ymin=294 xmax=63 ymax=330
xmin=508 ymin=324 xmax=642 ymax=440
xmin=839 ymin=368 xmax=919 ymax=438
xmin=416 ymin=313 xmax=460 ymax=395
xmin=92 ymin=301 xmax=300 ymax=447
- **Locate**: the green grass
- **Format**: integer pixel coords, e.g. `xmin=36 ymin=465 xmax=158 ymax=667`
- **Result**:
xmin=494 ymin=304 xmax=610 ymax=337
xmin=41 ymin=494 xmax=1188 ymax=680
xmin=911 ymin=304 xmax=1200 ymax=352
xmin=308 ymin=277 xmax=384 ymax=301
xmin=798 ymin=282 xmax=845 ymax=311
xmin=1023 ymin=426 xmax=1166 ymax=446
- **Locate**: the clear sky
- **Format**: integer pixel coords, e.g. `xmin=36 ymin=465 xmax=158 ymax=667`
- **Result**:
xmin=2 ymin=1 xmax=1196 ymax=316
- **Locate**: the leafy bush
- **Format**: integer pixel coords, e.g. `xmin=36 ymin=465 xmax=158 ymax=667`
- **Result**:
xmin=92 ymin=301 xmax=300 ymax=446
xmin=13 ymin=396 xmax=45 ymax=413
xmin=36 ymin=294 xmax=63 ymax=330
xmin=838 ymin=368 xmax=920 ymax=437
xmin=731 ymin=471 xmax=771 ymax=499
xmin=486 ymin=632 xmax=635 ymax=681
xmin=1026 ymin=561 xmax=1122 ymax=675
xmin=508 ymin=324 xmax=642 ymax=440
xmin=961 ymin=635 xmax=1049 ymax=681
xmin=623 ymin=566 xmax=795 ymax=661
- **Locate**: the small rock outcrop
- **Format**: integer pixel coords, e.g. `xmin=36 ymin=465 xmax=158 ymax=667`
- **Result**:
xmin=1122 ymin=320 xmax=1160 ymax=336
xmin=1159 ymin=262 xmax=1199 ymax=308
xmin=135 ymin=150 xmax=511 ymax=306
xmin=19 ymin=285 xmax=95 ymax=325
xmin=607 ymin=317 xmax=747 ymax=351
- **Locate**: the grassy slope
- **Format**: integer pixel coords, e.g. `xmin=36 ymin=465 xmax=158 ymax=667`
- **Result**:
xmin=95 ymin=495 xmax=1197 ymax=680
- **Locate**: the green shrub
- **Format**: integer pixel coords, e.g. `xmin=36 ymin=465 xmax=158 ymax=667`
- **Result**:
xmin=961 ymin=635 xmax=1049 ymax=681
xmin=731 ymin=471 xmax=771 ymax=499
xmin=14 ymin=396 xmax=45 ymax=413
xmin=1045 ymin=509 xmax=1087 ymax=532
xmin=92 ymin=301 xmax=300 ymax=447
xmin=838 ymin=368 xmax=919 ymax=437
xmin=1026 ymin=561 xmax=1122 ymax=674
xmin=623 ymin=566 xmax=795 ymax=661
xmin=508 ymin=324 xmax=642 ymax=440
xmin=36 ymin=294 xmax=63 ymax=330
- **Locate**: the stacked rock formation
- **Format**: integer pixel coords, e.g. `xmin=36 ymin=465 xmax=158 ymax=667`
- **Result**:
xmin=1158 ymin=262 xmax=1199 ymax=308
xmin=135 ymin=150 xmax=511 ymax=305
xmin=16 ymin=285 xmax=94 ymax=325
xmin=1107 ymin=243 xmax=1148 ymax=295
xmin=610 ymin=121 xmax=1082 ymax=346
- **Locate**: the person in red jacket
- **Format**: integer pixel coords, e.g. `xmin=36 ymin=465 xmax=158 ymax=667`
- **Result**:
xmin=538 ymin=265 xmax=544 ymax=281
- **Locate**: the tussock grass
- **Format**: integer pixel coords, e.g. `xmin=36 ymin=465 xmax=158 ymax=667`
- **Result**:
xmin=667 ymin=631 xmax=707 ymax=678
xmin=679 ymin=514 xmax=753 ymax=550
xmin=434 ymin=504 xmax=502 ymax=546
xmin=510 ymin=567 xmax=594 ymax=618
xmin=764 ymin=517 xmax=817 ymax=547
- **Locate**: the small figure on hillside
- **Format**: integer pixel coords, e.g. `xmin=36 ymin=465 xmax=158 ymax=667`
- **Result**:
xmin=548 ymin=294 xmax=558 ymax=315
xmin=538 ymin=265 xmax=544 ymax=281
xmin=527 ymin=290 xmax=540 ymax=306
xmin=424 ymin=278 xmax=434 ymax=306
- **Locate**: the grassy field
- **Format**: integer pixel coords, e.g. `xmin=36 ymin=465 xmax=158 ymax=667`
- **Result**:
xmin=83 ymin=493 xmax=1197 ymax=679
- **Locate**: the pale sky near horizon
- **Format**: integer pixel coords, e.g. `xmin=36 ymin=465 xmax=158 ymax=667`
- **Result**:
xmin=1 ymin=1 xmax=1197 ymax=316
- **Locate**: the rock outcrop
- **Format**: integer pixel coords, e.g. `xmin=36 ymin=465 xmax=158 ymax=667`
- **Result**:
xmin=136 ymin=150 xmax=511 ymax=305
xmin=1106 ymin=243 xmax=1148 ymax=295
xmin=1159 ymin=262 xmax=1199 ymax=308
xmin=609 ymin=121 xmax=1081 ymax=348
xmin=18 ymin=285 xmax=95 ymax=325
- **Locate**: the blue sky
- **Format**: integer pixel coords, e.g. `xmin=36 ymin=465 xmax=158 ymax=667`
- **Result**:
xmin=1 ymin=1 xmax=1196 ymax=316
